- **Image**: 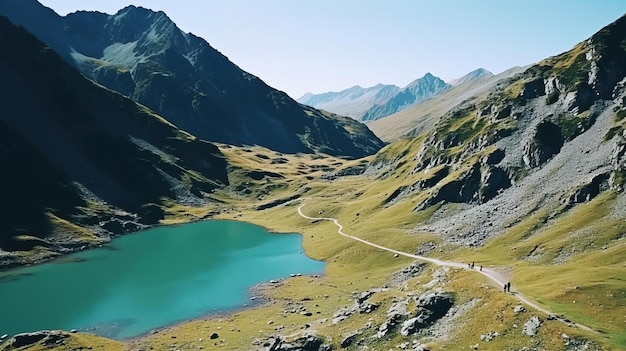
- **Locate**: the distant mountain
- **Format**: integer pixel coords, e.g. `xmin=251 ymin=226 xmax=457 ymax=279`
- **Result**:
xmin=361 ymin=73 xmax=452 ymax=121
xmin=0 ymin=0 xmax=384 ymax=158
xmin=368 ymin=67 xmax=523 ymax=141
xmin=449 ymin=68 xmax=492 ymax=86
xmin=0 ymin=15 xmax=229 ymax=265
xmin=297 ymin=84 xmax=400 ymax=119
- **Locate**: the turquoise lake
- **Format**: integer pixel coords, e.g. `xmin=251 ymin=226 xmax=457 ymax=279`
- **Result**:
xmin=0 ymin=220 xmax=325 ymax=339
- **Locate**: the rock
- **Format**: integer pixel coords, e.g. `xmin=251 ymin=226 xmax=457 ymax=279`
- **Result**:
xmin=400 ymin=315 xmax=425 ymax=336
xmin=358 ymin=302 xmax=379 ymax=314
xmin=416 ymin=291 xmax=454 ymax=321
xmin=340 ymin=332 xmax=358 ymax=348
xmin=514 ymin=305 xmax=526 ymax=313
xmin=0 ymin=334 xmax=7 ymax=340
xmin=480 ymin=331 xmax=500 ymax=341
xmin=523 ymin=121 xmax=563 ymax=168
xmin=210 ymin=332 xmax=219 ymax=339
xmin=267 ymin=333 xmax=327 ymax=351
xmin=300 ymin=311 xmax=313 ymax=317
xmin=520 ymin=78 xmax=546 ymax=100
xmin=565 ymin=172 xmax=610 ymax=206
xmin=522 ymin=316 xmax=542 ymax=336
xmin=9 ymin=331 xmax=68 ymax=348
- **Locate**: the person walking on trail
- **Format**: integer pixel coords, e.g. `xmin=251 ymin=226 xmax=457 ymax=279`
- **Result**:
xmin=507 ymin=282 xmax=511 ymax=292
xmin=479 ymin=265 xmax=482 ymax=271
xmin=504 ymin=284 xmax=507 ymax=292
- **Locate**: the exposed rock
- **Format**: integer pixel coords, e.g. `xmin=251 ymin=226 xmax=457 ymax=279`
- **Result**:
xmin=522 ymin=316 xmax=542 ymax=336
xmin=9 ymin=330 xmax=69 ymax=348
xmin=415 ymin=291 xmax=454 ymax=322
xmin=415 ymin=164 xmax=481 ymax=210
xmin=520 ymin=78 xmax=546 ymax=100
xmin=480 ymin=166 xmax=511 ymax=201
xmin=267 ymin=333 xmax=328 ymax=351
xmin=482 ymin=148 xmax=505 ymax=165
xmin=565 ymin=172 xmax=610 ymax=206
xmin=514 ymin=305 xmax=526 ymax=313
xmin=494 ymin=104 xmax=512 ymax=120
xmin=340 ymin=332 xmax=359 ymax=348
xmin=210 ymin=332 xmax=219 ymax=339
xmin=480 ymin=331 xmax=500 ymax=341
xmin=523 ymin=120 xmax=563 ymax=168
xmin=400 ymin=314 xmax=428 ymax=336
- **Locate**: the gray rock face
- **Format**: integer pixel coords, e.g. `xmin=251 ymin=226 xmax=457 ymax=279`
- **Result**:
xmin=522 ymin=316 xmax=542 ymax=336
xmin=523 ymin=121 xmax=563 ymax=168
xmin=377 ymin=291 xmax=454 ymax=338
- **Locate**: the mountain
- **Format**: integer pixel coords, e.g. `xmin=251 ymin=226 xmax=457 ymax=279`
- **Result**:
xmin=449 ymin=67 xmax=492 ymax=86
xmin=0 ymin=0 xmax=384 ymax=158
xmin=0 ymin=15 xmax=229 ymax=266
xmin=368 ymin=66 xmax=523 ymax=141
xmin=360 ymin=73 xmax=452 ymax=121
xmin=372 ymin=14 xmax=626 ymax=251
xmin=296 ymin=84 xmax=400 ymax=119
xmin=2 ymin=10 xmax=626 ymax=351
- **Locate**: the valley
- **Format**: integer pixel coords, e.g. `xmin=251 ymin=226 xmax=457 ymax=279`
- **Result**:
xmin=0 ymin=1 xmax=625 ymax=350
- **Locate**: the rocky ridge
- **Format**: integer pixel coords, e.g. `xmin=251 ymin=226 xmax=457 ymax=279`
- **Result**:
xmin=366 ymin=14 xmax=626 ymax=248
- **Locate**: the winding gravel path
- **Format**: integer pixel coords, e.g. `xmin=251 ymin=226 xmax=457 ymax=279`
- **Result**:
xmin=297 ymin=203 xmax=595 ymax=334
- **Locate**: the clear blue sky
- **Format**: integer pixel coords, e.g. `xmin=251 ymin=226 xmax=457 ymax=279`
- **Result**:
xmin=38 ymin=0 xmax=626 ymax=99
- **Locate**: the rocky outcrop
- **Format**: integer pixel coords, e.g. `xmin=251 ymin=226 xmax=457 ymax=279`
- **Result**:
xmin=377 ymin=291 xmax=454 ymax=338
xmin=565 ymin=172 xmax=610 ymax=207
xmin=523 ymin=121 xmax=563 ymax=168
xmin=265 ymin=333 xmax=329 ymax=351
xmin=415 ymin=164 xmax=481 ymax=210
xmin=8 ymin=330 xmax=69 ymax=348
xmin=522 ymin=316 xmax=542 ymax=336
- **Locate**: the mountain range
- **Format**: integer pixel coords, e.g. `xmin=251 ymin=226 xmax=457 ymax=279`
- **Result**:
xmin=0 ymin=1 xmax=625 ymax=349
xmin=299 ymin=70 xmax=492 ymax=121
xmin=0 ymin=0 xmax=384 ymax=158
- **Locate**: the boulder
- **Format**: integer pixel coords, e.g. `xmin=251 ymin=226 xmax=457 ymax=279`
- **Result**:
xmin=340 ymin=332 xmax=359 ymax=348
xmin=522 ymin=316 xmax=542 ymax=336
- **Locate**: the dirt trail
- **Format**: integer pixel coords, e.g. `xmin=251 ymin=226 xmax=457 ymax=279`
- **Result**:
xmin=297 ymin=204 xmax=596 ymax=334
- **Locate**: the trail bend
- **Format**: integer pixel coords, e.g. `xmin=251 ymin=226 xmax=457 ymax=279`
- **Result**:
xmin=297 ymin=203 xmax=595 ymax=334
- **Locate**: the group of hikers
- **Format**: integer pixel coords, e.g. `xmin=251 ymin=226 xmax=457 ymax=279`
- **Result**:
xmin=467 ymin=261 xmax=511 ymax=293
xmin=467 ymin=261 xmax=482 ymax=271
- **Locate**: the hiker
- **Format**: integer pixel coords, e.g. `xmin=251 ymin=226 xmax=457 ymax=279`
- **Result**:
xmin=507 ymin=282 xmax=511 ymax=292
xmin=479 ymin=265 xmax=482 ymax=271
xmin=503 ymin=284 xmax=507 ymax=292
xmin=471 ymin=262 xmax=475 ymax=269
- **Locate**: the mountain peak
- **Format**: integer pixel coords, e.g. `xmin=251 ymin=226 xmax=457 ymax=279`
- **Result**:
xmin=449 ymin=68 xmax=493 ymax=86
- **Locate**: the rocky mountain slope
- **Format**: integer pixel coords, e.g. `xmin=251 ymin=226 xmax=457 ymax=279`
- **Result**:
xmin=368 ymin=66 xmax=525 ymax=141
xmin=361 ymin=73 xmax=452 ymax=121
xmin=0 ymin=15 xmax=229 ymax=266
xmin=366 ymin=13 xmax=626 ymax=250
xmin=0 ymin=0 xmax=384 ymax=158
xmin=297 ymin=84 xmax=400 ymax=119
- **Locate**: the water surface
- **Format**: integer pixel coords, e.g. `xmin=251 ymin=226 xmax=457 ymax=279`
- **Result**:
xmin=0 ymin=220 xmax=324 ymax=339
